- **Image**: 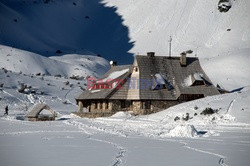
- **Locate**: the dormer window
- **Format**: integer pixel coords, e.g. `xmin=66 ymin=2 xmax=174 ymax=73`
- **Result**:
xmin=192 ymin=73 xmax=205 ymax=86
xmin=183 ymin=73 xmax=206 ymax=87
xmin=152 ymin=73 xmax=173 ymax=90
xmin=134 ymin=67 xmax=138 ymax=72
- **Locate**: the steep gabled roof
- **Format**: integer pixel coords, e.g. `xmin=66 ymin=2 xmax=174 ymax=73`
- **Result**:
xmin=76 ymin=55 xmax=219 ymax=101
xmin=27 ymin=103 xmax=56 ymax=118
xmin=76 ymin=65 xmax=132 ymax=100
xmin=136 ymin=55 xmax=219 ymax=100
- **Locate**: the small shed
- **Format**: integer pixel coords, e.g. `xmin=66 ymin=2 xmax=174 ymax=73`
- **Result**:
xmin=27 ymin=103 xmax=57 ymax=121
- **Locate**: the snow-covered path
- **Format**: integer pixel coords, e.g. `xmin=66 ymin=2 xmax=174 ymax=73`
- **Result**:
xmin=0 ymin=67 xmax=250 ymax=165
xmin=1 ymin=113 xmax=250 ymax=166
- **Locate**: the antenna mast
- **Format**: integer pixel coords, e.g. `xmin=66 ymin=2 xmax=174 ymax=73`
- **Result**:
xmin=169 ymin=36 xmax=172 ymax=58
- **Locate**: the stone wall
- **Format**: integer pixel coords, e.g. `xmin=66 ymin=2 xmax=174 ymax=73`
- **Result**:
xmin=77 ymin=99 xmax=180 ymax=117
xmin=110 ymin=100 xmax=132 ymax=112
xmin=89 ymin=100 xmax=112 ymax=113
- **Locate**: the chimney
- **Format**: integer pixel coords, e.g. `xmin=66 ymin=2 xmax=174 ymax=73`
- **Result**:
xmin=147 ymin=52 xmax=155 ymax=57
xmin=180 ymin=52 xmax=187 ymax=66
xmin=110 ymin=61 xmax=117 ymax=67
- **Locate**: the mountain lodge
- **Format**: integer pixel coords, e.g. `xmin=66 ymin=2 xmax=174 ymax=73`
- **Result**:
xmin=75 ymin=52 xmax=219 ymax=117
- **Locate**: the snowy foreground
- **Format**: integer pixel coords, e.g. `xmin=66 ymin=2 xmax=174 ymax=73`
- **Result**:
xmin=0 ymin=46 xmax=249 ymax=165
xmin=1 ymin=86 xmax=250 ymax=166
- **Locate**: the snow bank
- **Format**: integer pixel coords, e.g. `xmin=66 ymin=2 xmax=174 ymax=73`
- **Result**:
xmin=148 ymin=89 xmax=250 ymax=125
xmin=167 ymin=125 xmax=199 ymax=138
xmin=111 ymin=111 xmax=132 ymax=118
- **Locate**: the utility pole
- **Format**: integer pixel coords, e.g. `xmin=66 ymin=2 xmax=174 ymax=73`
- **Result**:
xmin=169 ymin=36 xmax=172 ymax=58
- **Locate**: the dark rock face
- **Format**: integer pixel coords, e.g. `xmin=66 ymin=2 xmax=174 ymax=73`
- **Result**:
xmin=218 ymin=0 xmax=232 ymax=12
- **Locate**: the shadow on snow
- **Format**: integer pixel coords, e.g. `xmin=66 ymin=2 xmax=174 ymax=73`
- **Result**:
xmin=0 ymin=0 xmax=134 ymax=64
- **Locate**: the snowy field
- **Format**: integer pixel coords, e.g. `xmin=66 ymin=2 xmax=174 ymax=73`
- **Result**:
xmin=0 ymin=46 xmax=249 ymax=166
xmin=0 ymin=65 xmax=250 ymax=166
xmin=1 ymin=0 xmax=250 ymax=165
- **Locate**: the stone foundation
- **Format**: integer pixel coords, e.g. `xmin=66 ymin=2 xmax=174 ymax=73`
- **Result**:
xmin=76 ymin=99 xmax=180 ymax=117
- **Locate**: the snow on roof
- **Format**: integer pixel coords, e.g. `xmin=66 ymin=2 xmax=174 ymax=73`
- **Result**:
xmin=100 ymin=68 xmax=129 ymax=82
xmin=183 ymin=73 xmax=204 ymax=87
xmin=183 ymin=75 xmax=193 ymax=87
xmin=193 ymin=73 xmax=203 ymax=81
xmin=90 ymin=89 xmax=101 ymax=93
xmin=152 ymin=73 xmax=166 ymax=89
xmin=27 ymin=103 xmax=56 ymax=118
xmin=155 ymin=73 xmax=166 ymax=85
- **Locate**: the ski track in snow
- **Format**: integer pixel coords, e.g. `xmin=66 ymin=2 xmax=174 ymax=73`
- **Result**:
xmin=2 ymin=90 xmax=25 ymax=103
xmin=180 ymin=141 xmax=228 ymax=166
xmin=0 ymin=130 xmax=84 ymax=135
xmin=64 ymin=119 xmax=127 ymax=166
xmin=64 ymin=118 xmax=231 ymax=166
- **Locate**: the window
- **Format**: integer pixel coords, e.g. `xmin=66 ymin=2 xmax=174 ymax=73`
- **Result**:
xmin=105 ymin=101 xmax=109 ymax=109
xmin=100 ymin=84 xmax=105 ymax=89
xmin=134 ymin=67 xmax=138 ymax=72
xmin=192 ymin=80 xmax=205 ymax=86
xmin=100 ymin=101 xmax=103 ymax=109
xmin=120 ymin=100 xmax=126 ymax=108
xmin=141 ymin=101 xmax=151 ymax=109
xmin=94 ymin=101 xmax=98 ymax=109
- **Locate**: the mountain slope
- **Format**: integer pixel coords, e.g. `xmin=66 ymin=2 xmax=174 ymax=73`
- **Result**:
xmin=0 ymin=0 xmax=249 ymax=90
xmin=104 ymin=0 xmax=250 ymax=90
xmin=0 ymin=45 xmax=110 ymax=78
xmin=0 ymin=0 xmax=134 ymax=64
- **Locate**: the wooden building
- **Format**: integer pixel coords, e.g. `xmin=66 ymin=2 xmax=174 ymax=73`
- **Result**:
xmin=75 ymin=52 xmax=219 ymax=117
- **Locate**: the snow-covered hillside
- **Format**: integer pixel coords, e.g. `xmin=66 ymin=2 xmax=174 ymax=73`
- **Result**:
xmin=103 ymin=0 xmax=250 ymax=90
xmin=0 ymin=1 xmax=250 ymax=165
xmin=1 ymin=73 xmax=250 ymax=165
xmin=1 ymin=0 xmax=249 ymax=90
xmin=0 ymin=0 xmax=134 ymax=64
xmin=0 ymin=45 xmax=110 ymax=78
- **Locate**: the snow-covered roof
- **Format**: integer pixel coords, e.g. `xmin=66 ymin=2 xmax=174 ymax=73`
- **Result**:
xmin=183 ymin=73 xmax=205 ymax=87
xmin=77 ymin=56 xmax=219 ymax=100
xmin=98 ymin=68 xmax=129 ymax=83
xmin=152 ymin=73 xmax=166 ymax=89
xmin=155 ymin=73 xmax=166 ymax=85
xmin=77 ymin=65 xmax=132 ymax=100
xmin=27 ymin=103 xmax=56 ymax=118
xmin=90 ymin=90 xmax=101 ymax=93
xmin=193 ymin=73 xmax=203 ymax=81
xmin=183 ymin=75 xmax=193 ymax=87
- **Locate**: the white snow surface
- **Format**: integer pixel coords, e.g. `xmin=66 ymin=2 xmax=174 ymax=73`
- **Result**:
xmin=154 ymin=73 xmax=165 ymax=85
xmin=100 ymin=68 xmax=129 ymax=82
xmin=193 ymin=73 xmax=203 ymax=81
xmin=1 ymin=0 xmax=250 ymax=165
xmin=103 ymin=0 xmax=250 ymax=90
xmin=183 ymin=75 xmax=193 ymax=87
xmin=0 ymin=66 xmax=250 ymax=165
xmin=0 ymin=45 xmax=110 ymax=78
